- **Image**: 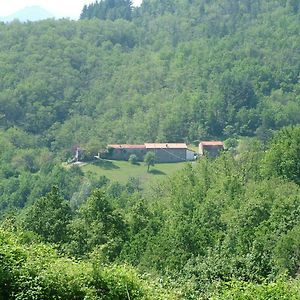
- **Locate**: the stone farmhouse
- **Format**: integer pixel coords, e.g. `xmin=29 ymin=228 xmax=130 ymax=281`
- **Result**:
xmin=107 ymin=143 xmax=195 ymax=163
xmin=105 ymin=140 xmax=224 ymax=163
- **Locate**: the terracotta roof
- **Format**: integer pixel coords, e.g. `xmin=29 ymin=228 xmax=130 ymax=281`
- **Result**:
xmin=145 ymin=143 xmax=187 ymax=149
xmin=108 ymin=144 xmax=146 ymax=149
xmin=200 ymin=141 xmax=224 ymax=146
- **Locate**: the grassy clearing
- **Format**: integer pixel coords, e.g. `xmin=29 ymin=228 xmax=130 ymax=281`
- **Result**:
xmin=187 ymin=144 xmax=199 ymax=152
xmin=81 ymin=159 xmax=187 ymax=187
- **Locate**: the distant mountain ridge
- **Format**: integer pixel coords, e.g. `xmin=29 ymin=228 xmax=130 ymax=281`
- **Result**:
xmin=0 ymin=6 xmax=55 ymax=22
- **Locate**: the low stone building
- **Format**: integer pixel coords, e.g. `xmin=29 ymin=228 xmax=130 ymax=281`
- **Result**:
xmin=199 ymin=141 xmax=224 ymax=158
xmin=145 ymin=143 xmax=187 ymax=163
xmin=108 ymin=144 xmax=146 ymax=161
xmin=107 ymin=143 xmax=190 ymax=163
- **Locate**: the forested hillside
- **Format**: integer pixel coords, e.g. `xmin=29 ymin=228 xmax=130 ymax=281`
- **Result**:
xmin=1 ymin=0 xmax=300 ymax=298
xmin=1 ymin=0 xmax=299 ymax=148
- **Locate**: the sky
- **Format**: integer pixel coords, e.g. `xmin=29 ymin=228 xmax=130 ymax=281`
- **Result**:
xmin=0 ymin=0 xmax=143 ymax=19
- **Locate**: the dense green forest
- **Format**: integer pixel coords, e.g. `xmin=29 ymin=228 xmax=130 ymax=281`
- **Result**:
xmin=1 ymin=0 xmax=300 ymax=298
xmin=2 ymin=126 xmax=300 ymax=298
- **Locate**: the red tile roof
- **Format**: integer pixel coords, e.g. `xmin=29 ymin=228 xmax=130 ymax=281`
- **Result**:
xmin=108 ymin=143 xmax=188 ymax=150
xmin=200 ymin=141 xmax=224 ymax=146
xmin=145 ymin=143 xmax=187 ymax=149
xmin=108 ymin=144 xmax=146 ymax=149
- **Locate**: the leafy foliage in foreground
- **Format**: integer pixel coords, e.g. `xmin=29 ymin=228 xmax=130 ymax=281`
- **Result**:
xmin=0 ymin=228 xmax=172 ymax=300
xmin=212 ymin=279 xmax=300 ymax=300
xmin=263 ymin=126 xmax=300 ymax=184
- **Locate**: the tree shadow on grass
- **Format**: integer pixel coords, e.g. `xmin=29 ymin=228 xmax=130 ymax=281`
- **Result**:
xmin=92 ymin=159 xmax=120 ymax=170
xmin=148 ymin=169 xmax=166 ymax=175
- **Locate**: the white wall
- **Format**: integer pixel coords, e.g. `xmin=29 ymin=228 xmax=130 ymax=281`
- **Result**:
xmin=186 ymin=149 xmax=196 ymax=161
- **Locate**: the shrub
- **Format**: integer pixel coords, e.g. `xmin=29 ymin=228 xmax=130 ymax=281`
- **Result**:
xmin=0 ymin=228 xmax=173 ymax=299
xmin=128 ymin=154 xmax=138 ymax=164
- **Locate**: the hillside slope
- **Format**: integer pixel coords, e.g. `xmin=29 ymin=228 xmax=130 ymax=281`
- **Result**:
xmin=0 ymin=0 xmax=299 ymax=154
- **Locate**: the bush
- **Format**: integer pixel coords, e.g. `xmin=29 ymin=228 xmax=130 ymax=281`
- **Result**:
xmin=212 ymin=278 xmax=300 ymax=300
xmin=128 ymin=154 xmax=138 ymax=164
xmin=144 ymin=152 xmax=155 ymax=172
xmin=0 ymin=228 xmax=172 ymax=299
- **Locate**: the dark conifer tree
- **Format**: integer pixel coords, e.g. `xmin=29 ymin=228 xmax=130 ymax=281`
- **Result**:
xmin=80 ymin=0 xmax=133 ymax=20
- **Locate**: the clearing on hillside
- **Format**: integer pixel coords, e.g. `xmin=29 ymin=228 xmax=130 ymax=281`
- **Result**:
xmin=80 ymin=159 xmax=187 ymax=188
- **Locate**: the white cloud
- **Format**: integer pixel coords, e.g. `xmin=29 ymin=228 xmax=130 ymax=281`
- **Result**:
xmin=0 ymin=0 xmax=143 ymax=19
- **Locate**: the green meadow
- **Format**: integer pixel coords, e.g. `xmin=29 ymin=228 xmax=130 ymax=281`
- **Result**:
xmin=80 ymin=159 xmax=187 ymax=187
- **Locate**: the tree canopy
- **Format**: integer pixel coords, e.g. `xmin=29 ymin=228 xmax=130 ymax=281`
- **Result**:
xmin=80 ymin=0 xmax=133 ymax=21
xmin=0 ymin=0 xmax=299 ymax=152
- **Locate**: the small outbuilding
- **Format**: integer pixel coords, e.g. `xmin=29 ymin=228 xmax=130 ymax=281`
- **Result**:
xmin=199 ymin=141 xmax=224 ymax=158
